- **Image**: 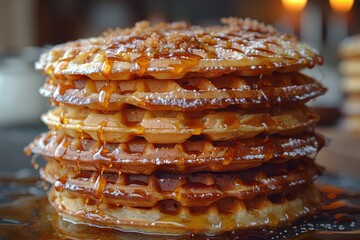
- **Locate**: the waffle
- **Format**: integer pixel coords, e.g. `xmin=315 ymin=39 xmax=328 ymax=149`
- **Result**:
xmin=36 ymin=18 xmax=322 ymax=81
xmin=28 ymin=131 xmax=324 ymax=174
xmin=49 ymin=183 xmax=321 ymax=235
xmin=338 ymin=34 xmax=360 ymax=59
xmin=342 ymin=77 xmax=360 ymax=93
xmin=339 ymin=60 xmax=360 ymax=77
xmin=339 ymin=35 xmax=360 ymax=133
xmin=41 ymin=158 xmax=321 ymax=208
xmin=40 ymin=72 xmax=326 ymax=111
xmin=42 ymin=105 xmax=319 ymax=143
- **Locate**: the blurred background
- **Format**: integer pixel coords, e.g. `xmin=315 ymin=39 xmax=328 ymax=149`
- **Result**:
xmin=0 ymin=0 xmax=359 ymax=178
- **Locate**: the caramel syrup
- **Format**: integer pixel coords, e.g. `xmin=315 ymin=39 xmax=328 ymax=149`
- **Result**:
xmin=96 ymin=120 xmax=108 ymax=143
xmin=1 ymin=175 xmax=360 ymax=240
xmin=98 ymin=84 xmax=114 ymax=111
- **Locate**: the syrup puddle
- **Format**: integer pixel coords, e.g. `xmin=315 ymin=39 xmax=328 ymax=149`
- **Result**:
xmin=0 ymin=173 xmax=359 ymax=239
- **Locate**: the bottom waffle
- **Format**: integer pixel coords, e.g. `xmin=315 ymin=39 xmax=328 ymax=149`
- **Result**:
xmin=41 ymin=158 xmax=321 ymax=208
xmin=49 ymin=183 xmax=321 ymax=235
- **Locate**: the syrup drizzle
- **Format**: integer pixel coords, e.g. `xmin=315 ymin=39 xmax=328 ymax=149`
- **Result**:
xmin=93 ymin=169 xmax=106 ymax=200
xmin=98 ymin=84 xmax=114 ymax=111
xmin=96 ymin=120 xmax=108 ymax=143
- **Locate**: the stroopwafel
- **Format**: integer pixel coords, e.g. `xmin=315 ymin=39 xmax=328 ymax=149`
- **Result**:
xmin=40 ymin=72 xmax=326 ymax=111
xmin=28 ymin=131 xmax=324 ymax=174
xmin=36 ymin=18 xmax=322 ymax=81
xmin=42 ymin=105 xmax=319 ymax=143
xmin=48 ymin=183 xmax=321 ymax=235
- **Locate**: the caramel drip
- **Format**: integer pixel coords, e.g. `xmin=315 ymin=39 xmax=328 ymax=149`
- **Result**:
xmin=92 ymin=145 xmax=111 ymax=162
xmin=75 ymin=124 xmax=84 ymax=140
xmin=101 ymin=58 xmax=114 ymax=77
xmin=53 ymin=84 xmax=61 ymax=101
xmin=24 ymin=145 xmax=32 ymax=157
xmin=93 ymin=170 xmax=107 ymax=200
xmin=166 ymin=52 xmax=202 ymax=75
xmin=221 ymin=157 xmax=232 ymax=166
xmin=96 ymin=120 xmax=108 ymax=143
xmin=92 ymin=144 xmax=115 ymax=179
xmin=54 ymin=174 xmax=68 ymax=192
xmin=262 ymin=136 xmax=275 ymax=160
xmin=75 ymin=157 xmax=81 ymax=174
xmin=262 ymin=113 xmax=279 ymax=129
xmin=59 ymin=111 xmax=68 ymax=125
xmin=266 ymin=213 xmax=279 ymax=228
xmin=133 ymin=55 xmax=150 ymax=76
xmin=98 ymin=84 xmax=114 ymax=112
xmin=31 ymin=155 xmax=39 ymax=170
xmin=54 ymin=136 xmax=70 ymax=165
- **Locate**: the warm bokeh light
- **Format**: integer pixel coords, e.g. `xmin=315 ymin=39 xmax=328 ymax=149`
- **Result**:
xmin=329 ymin=0 xmax=354 ymax=13
xmin=282 ymin=0 xmax=308 ymax=12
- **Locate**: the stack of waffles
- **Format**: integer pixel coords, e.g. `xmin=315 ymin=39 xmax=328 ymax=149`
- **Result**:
xmin=26 ymin=18 xmax=327 ymax=235
xmin=339 ymin=35 xmax=360 ymax=133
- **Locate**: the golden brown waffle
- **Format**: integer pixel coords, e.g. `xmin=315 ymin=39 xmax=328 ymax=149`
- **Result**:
xmin=36 ymin=18 xmax=322 ymax=81
xmin=41 ymin=158 xmax=321 ymax=208
xmin=40 ymin=72 xmax=326 ymax=111
xmin=28 ymin=131 xmax=324 ymax=174
xmin=42 ymin=105 xmax=319 ymax=143
xmin=48 ymin=183 xmax=321 ymax=235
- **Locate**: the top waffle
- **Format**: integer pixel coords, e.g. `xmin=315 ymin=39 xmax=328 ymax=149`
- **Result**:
xmin=36 ymin=18 xmax=322 ymax=80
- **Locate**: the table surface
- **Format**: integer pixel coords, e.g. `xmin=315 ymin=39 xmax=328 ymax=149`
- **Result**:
xmin=316 ymin=126 xmax=360 ymax=179
xmin=0 ymin=124 xmax=45 ymax=175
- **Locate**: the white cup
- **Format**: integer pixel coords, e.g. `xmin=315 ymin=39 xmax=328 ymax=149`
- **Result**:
xmin=0 ymin=56 xmax=45 ymax=126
